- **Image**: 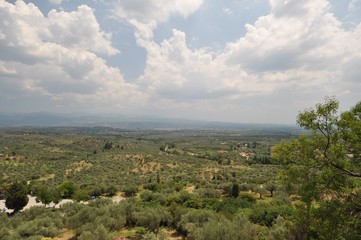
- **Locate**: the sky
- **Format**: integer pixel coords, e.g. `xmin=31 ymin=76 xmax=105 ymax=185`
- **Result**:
xmin=0 ymin=0 xmax=360 ymax=124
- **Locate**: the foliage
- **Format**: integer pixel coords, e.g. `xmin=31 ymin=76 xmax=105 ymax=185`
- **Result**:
xmin=249 ymin=202 xmax=294 ymax=227
xmin=5 ymin=181 xmax=29 ymax=213
xmin=4 ymin=206 xmax=62 ymax=239
xmin=231 ymin=182 xmax=240 ymax=198
xmin=134 ymin=207 xmax=172 ymax=232
xmin=196 ymin=188 xmax=221 ymax=199
xmin=73 ymin=189 xmax=90 ymax=202
xmin=272 ymin=97 xmax=361 ymax=239
xmin=0 ymin=124 xmax=303 ymax=238
xmin=58 ymin=180 xmax=77 ymax=198
xmin=122 ymin=184 xmax=139 ymax=197
xmin=213 ymin=197 xmax=254 ymax=215
xmin=182 ymin=215 xmax=259 ymax=240
xmin=34 ymin=185 xmax=59 ymax=205
xmin=266 ymin=182 xmax=277 ymax=197
xmin=104 ymin=142 xmax=113 ymax=150
xmin=177 ymin=209 xmax=217 ymax=236
xmin=64 ymin=200 xmax=126 ymax=237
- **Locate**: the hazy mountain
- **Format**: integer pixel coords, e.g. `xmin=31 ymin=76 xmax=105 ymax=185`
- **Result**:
xmin=0 ymin=112 xmax=298 ymax=131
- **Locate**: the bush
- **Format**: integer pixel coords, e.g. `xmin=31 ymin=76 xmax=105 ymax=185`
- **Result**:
xmin=177 ymin=209 xmax=217 ymax=236
xmin=134 ymin=207 xmax=172 ymax=232
xmin=249 ymin=202 xmax=293 ymax=227
xmin=73 ymin=189 xmax=90 ymax=202
xmin=64 ymin=201 xmax=127 ymax=236
xmin=143 ymin=182 xmax=159 ymax=192
xmin=213 ymin=198 xmax=254 ymax=215
xmin=78 ymin=225 xmax=110 ymax=240
xmin=122 ymin=185 xmax=139 ymax=197
xmin=195 ymin=219 xmax=238 ymax=240
xmin=58 ymin=180 xmax=76 ymax=199
xmin=140 ymin=190 xmax=155 ymax=202
xmin=7 ymin=206 xmax=62 ymax=239
xmin=239 ymin=192 xmax=257 ymax=203
xmin=103 ymin=142 xmax=113 ymax=150
xmin=105 ymin=185 xmax=117 ymax=196
xmin=196 ymin=188 xmax=221 ymax=199
xmin=0 ymin=227 xmax=10 ymax=240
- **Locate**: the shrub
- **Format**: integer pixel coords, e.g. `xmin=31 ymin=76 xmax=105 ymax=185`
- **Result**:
xmin=58 ymin=180 xmax=77 ymax=199
xmin=122 ymin=185 xmax=139 ymax=197
xmin=177 ymin=209 xmax=217 ymax=236
xmin=73 ymin=189 xmax=90 ymax=202
xmin=134 ymin=207 xmax=172 ymax=232
xmin=196 ymin=188 xmax=221 ymax=199
xmin=213 ymin=198 xmax=253 ymax=215
xmin=249 ymin=202 xmax=293 ymax=227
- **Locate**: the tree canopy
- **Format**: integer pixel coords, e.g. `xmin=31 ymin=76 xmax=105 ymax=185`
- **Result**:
xmin=5 ymin=181 xmax=29 ymax=213
xmin=272 ymin=97 xmax=361 ymax=239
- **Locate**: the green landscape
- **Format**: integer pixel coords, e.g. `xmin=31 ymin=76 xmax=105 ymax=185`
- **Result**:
xmin=2 ymin=0 xmax=361 ymax=239
xmin=0 ymin=98 xmax=360 ymax=240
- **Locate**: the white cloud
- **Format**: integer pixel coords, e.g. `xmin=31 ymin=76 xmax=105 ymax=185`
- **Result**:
xmin=223 ymin=0 xmax=346 ymax=72
xmin=220 ymin=0 xmax=358 ymax=97
xmin=128 ymin=0 xmax=361 ymax=121
xmin=1 ymin=0 xmax=361 ymax=122
xmin=0 ymin=1 xmax=143 ymax=112
xmin=222 ymin=7 xmax=233 ymax=15
xmin=0 ymin=2 xmax=118 ymax=58
xmin=269 ymin=0 xmax=330 ymax=18
xmin=113 ymin=0 xmax=204 ymax=24
xmin=46 ymin=5 xmax=119 ymax=56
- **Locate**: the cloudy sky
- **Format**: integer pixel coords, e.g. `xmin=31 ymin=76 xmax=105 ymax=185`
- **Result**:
xmin=0 ymin=0 xmax=360 ymax=124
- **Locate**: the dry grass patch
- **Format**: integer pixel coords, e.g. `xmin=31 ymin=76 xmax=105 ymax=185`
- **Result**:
xmin=53 ymin=229 xmax=75 ymax=240
xmin=39 ymin=173 xmax=55 ymax=181
xmin=185 ymin=185 xmax=195 ymax=193
xmin=232 ymin=165 xmax=250 ymax=170
xmin=65 ymin=160 xmax=92 ymax=175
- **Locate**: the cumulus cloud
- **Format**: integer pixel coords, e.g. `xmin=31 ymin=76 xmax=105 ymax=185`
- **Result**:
xmin=0 ymin=1 xmax=141 ymax=112
xmin=130 ymin=0 xmax=361 ymax=115
xmin=46 ymin=6 xmax=119 ymax=56
xmin=1 ymin=0 xmax=361 ymax=122
xmin=113 ymin=0 xmax=204 ymax=24
xmin=137 ymin=29 xmax=237 ymax=100
xmin=223 ymin=0 xmax=346 ymax=72
xmin=135 ymin=27 xmax=270 ymax=103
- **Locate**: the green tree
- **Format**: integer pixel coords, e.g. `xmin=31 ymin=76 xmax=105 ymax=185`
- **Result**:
xmin=231 ymin=182 xmax=239 ymax=198
xmin=122 ymin=184 xmax=139 ymax=197
xmin=254 ymin=185 xmax=267 ymax=200
xmin=105 ymin=185 xmax=117 ymax=196
xmin=35 ymin=185 xmax=55 ymax=206
xmin=134 ymin=207 xmax=172 ymax=232
xmin=58 ymin=180 xmax=77 ymax=198
xmin=103 ymin=142 xmax=113 ymax=150
xmin=272 ymin=97 xmax=361 ymax=239
xmin=74 ymin=189 xmax=90 ymax=202
xmin=178 ymin=209 xmax=217 ymax=237
xmin=266 ymin=182 xmax=277 ymax=197
xmin=5 ymin=181 xmax=29 ymax=213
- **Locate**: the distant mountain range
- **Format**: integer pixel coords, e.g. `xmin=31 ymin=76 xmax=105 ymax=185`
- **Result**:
xmin=0 ymin=112 xmax=299 ymax=131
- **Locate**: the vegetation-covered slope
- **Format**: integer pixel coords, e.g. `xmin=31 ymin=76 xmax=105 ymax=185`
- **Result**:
xmin=0 ymin=98 xmax=360 ymax=239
